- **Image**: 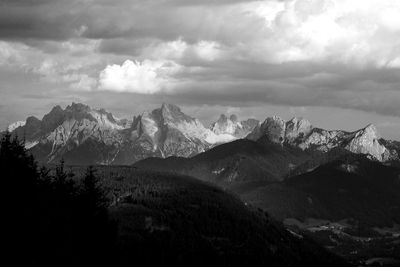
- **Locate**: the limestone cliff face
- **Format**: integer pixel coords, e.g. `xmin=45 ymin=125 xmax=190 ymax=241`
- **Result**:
xmin=248 ymin=116 xmax=312 ymax=145
xmin=210 ymin=114 xmax=258 ymax=138
xmin=126 ymin=103 xmax=211 ymax=160
xmin=247 ymin=116 xmax=393 ymax=162
xmin=345 ymin=124 xmax=390 ymax=161
xmin=247 ymin=116 xmax=286 ymax=143
xmin=29 ymin=103 xmax=126 ymax=164
xmin=285 ymin=117 xmax=313 ymax=144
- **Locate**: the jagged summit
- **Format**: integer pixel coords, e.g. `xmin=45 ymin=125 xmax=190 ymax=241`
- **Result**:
xmin=217 ymin=114 xmax=228 ymax=122
xmin=210 ymin=113 xmax=258 ymax=138
xmin=229 ymin=114 xmax=238 ymax=122
xmin=158 ymin=103 xmax=195 ymax=124
xmin=65 ymin=102 xmax=90 ymax=112
xmin=161 ymin=102 xmax=180 ymax=112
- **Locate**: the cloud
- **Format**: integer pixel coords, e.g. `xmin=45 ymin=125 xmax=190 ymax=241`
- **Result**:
xmin=239 ymin=0 xmax=400 ymax=66
xmin=98 ymin=59 xmax=182 ymax=94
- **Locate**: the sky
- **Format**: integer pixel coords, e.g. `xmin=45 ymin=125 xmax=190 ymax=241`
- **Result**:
xmin=1 ymin=0 xmax=400 ymax=139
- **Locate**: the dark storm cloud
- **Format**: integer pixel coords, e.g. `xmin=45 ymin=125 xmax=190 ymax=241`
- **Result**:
xmin=0 ymin=0 xmax=253 ymax=41
xmin=0 ymin=0 xmax=88 ymax=41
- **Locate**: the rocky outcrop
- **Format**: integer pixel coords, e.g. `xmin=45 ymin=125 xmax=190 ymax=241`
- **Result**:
xmin=285 ymin=117 xmax=313 ymax=144
xmin=210 ymin=114 xmax=258 ymax=138
xmin=344 ymin=124 xmax=390 ymax=161
xmin=247 ymin=116 xmax=310 ymax=145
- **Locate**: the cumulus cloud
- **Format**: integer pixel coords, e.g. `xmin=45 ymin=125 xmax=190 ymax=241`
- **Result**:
xmin=98 ymin=59 xmax=182 ymax=94
xmin=239 ymin=0 xmax=400 ymax=66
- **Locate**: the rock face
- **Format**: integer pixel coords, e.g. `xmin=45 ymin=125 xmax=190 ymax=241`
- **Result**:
xmin=285 ymin=117 xmax=313 ymax=144
xmin=210 ymin=114 xmax=259 ymax=138
xmin=247 ymin=116 xmax=286 ymax=144
xmin=18 ymin=103 xmax=127 ymax=164
xmin=247 ymin=116 xmax=392 ymax=161
xmin=114 ymin=103 xmax=217 ymax=164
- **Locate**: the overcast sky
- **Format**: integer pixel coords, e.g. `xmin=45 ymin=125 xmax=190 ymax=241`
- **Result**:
xmin=1 ymin=0 xmax=400 ymax=139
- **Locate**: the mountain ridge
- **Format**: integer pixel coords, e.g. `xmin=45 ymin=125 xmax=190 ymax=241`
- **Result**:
xmin=4 ymin=102 xmax=399 ymax=165
xmin=247 ymin=115 xmax=395 ymax=162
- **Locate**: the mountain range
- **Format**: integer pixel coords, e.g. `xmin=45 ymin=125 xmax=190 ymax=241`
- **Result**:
xmin=4 ymin=102 xmax=400 ymax=265
xmin=5 ymin=103 xmax=257 ymax=165
xmin=4 ymin=102 xmax=400 ymax=166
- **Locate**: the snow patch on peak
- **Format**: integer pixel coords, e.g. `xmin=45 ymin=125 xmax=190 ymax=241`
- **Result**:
xmin=205 ymin=132 xmax=236 ymax=144
xmin=7 ymin=121 xmax=26 ymax=132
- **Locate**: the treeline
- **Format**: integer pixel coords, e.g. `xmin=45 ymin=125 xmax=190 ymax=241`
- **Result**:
xmin=1 ymin=133 xmax=116 ymax=265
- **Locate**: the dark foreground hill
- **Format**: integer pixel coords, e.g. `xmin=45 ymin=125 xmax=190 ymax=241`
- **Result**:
xmin=2 ymin=133 xmax=348 ymax=266
xmin=71 ymin=166 xmax=349 ymax=267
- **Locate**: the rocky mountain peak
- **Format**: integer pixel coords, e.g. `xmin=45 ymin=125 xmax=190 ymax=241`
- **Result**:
xmin=161 ymin=103 xmax=181 ymax=115
xmin=261 ymin=116 xmax=286 ymax=144
xmin=41 ymin=105 xmax=67 ymax=133
xmin=246 ymin=114 xmax=395 ymax=162
xmin=246 ymin=116 xmax=285 ymax=143
xmin=217 ymin=114 xmax=228 ymax=123
xmin=345 ymin=124 xmax=389 ymax=161
xmin=285 ymin=117 xmax=313 ymax=143
xmin=159 ymin=103 xmax=193 ymax=124
xmin=210 ymin=113 xmax=258 ymax=139
xmin=361 ymin=124 xmax=378 ymax=136
xmin=66 ymin=102 xmax=91 ymax=113
xmin=229 ymin=114 xmax=238 ymax=122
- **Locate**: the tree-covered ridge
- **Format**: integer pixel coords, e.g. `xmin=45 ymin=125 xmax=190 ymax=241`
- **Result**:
xmin=2 ymin=133 xmax=116 ymax=265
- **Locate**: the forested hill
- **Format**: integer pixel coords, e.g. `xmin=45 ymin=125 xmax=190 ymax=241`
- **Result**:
xmin=2 ymin=133 xmax=350 ymax=266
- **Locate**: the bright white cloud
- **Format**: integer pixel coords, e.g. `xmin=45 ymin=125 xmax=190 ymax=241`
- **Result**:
xmin=239 ymin=0 xmax=400 ymax=66
xmin=98 ymin=59 xmax=182 ymax=94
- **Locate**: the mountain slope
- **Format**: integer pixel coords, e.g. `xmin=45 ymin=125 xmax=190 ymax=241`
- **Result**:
xmin=242 ymin=154 xmax=400 ymax=226
xmin=134 ymin=138 xmax=319 ymax=191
